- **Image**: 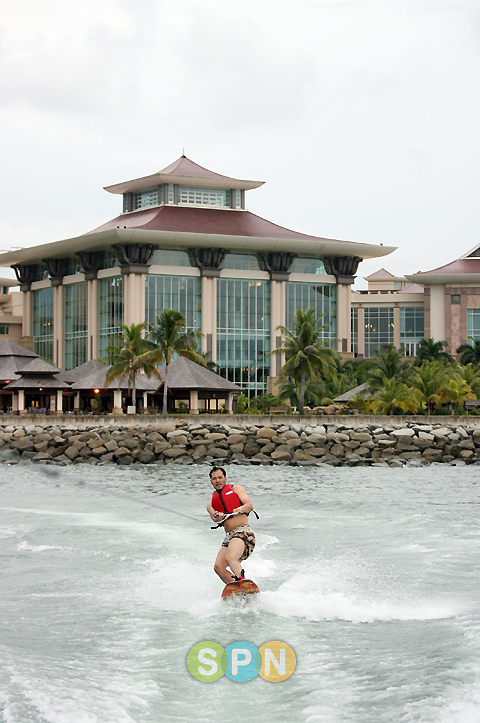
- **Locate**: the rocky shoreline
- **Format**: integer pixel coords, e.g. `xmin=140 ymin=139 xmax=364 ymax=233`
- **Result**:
xmin=1 ymin=419 xmax=480 ymax=467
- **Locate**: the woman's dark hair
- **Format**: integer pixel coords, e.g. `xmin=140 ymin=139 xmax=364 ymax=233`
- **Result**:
xmin=209 ymin=466 xmax=226 ymax=478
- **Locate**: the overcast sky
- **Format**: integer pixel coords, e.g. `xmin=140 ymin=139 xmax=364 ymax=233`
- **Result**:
xmin=1 ymin=0 xmax=479 ymax=287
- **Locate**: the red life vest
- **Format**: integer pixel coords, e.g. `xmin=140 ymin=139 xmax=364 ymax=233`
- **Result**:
xmin=211 ymin=484 xmax=242 ymax=514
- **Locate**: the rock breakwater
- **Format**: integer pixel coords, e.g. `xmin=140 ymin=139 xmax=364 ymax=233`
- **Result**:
xmin=1 ymin=420 xmax=480 ymax=467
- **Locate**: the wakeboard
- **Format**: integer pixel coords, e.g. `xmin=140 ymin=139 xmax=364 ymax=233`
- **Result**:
xmin=221 ymin=579 xmax=260 ymax=599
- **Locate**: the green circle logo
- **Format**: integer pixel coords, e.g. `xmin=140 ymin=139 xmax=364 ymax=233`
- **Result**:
xmin=187 ymin=641 xmax=228 ymax=682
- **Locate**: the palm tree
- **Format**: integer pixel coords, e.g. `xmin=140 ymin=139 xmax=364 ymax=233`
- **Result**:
xmin=367 ymin=377 xmax=419 ymax=415
xmin=369 ymin=344 xmax=410 ymax=391
xmin=102 ymin=323 xmax=159 ymax=411
xmin=456 ymin=363 xmax=480 ymax=399
xmin=442 ymin=378 xmax=476 ymax=415
xmin=271 ymin=307 xmax=338 ymax=414
xmin=416 ymin=338 xmax=450 ymax=363
xmin=148 ymin=309 xmax=205 ymax=416
xmin=409 ymin=360 xmax=447 ymax=414
xmin=456 ymin=337 xmax=480 ymax=366
xmin=277 ymin=375 xmax=328 ymax=409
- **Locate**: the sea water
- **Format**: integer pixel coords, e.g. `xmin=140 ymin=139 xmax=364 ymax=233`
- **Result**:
xmin=1 ymin=461 xmax=479 ymax=723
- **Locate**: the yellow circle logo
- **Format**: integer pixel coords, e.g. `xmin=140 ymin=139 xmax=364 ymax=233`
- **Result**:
xmin=258 ymin=641 xmax=296 ymax=682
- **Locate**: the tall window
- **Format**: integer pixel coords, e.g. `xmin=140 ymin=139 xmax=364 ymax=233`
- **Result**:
xmin=467 ymin=309 xmax=480 ymax=342
xmin=351 ymin=307 xmax=358 ymax=356
xmin=32 ymin=287 xmax=54 ymax=362
xmin=64 ymin=282 xmax=88 ymax=369
xmin=98 ymin=277 xmax=124 ymax=360
xmin=286 ymin=282 xmax=337 ymax=343
xmin=400 ymin=306 xmax=424 ymax=357
xmin=217 ymin=279 xmax=270 ymax=398
xmin=364 ymin=307 xmax=394 ymax=358
xmin=145 ymin=275 xmax=201 ymax=331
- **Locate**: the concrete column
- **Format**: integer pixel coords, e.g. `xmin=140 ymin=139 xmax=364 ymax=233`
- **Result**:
xmin=189 ymin=389 xmax=199 ymax=414
xmin=393 ymin=305 xmax=401 ymax=348
xmin=18 ymin=389 xmax=25 ymax=414
xmin=56 ymin=390 xmax=63 ymax=415
xmin=113 ymin=389 xmax=123 ymax=414
xmin=88 ymin=279 xmax=99 ymax=361
xmin=53 ymin=285 xmax=65 ymax=368
xmin=227 ymin=392 xmax=234 ymax=414
xmin=357 ymin=306 xmax=365 ymax=357
xmin=201 ymin=276 xmax=217 ymax=361
xmin=143 ymin=391 xmax=148 ymax=412
xmin=74 ymin=392 xmax=80 ymax=410
xmin=270 ymin=279 xmax=286 ymax=377
xmin=124 ymin=273 xmax=145 ymax=327
xmin=22 ymin=290 xmax=32 ymax=337
xmin=12 ymin=392 xmax=18 ymax=413
xmin=430 ymin=285 xmax=446 ymax=341
xmin=336 ymin=283 xmax=352 ymax=355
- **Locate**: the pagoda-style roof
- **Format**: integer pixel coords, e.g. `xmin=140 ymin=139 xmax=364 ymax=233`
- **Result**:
xmin=104 ymin=155 xmax=264 ymax=194
xmin=407 ymin=258 xmax=480 ymax=285
xmin=0 ymin=156 xmax=396 ymax=268
xmin=156 ymin=356 xmax=241 ymax=392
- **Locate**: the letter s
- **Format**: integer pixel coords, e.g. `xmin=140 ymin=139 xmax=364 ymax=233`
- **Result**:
xmin=198 ymin=648 xmax=218 ymax=676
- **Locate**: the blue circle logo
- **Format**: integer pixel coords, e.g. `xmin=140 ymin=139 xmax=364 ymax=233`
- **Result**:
xmin=224 ymin=640 xmax=262 ymax=682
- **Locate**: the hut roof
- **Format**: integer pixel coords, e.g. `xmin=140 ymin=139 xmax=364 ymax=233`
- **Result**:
xmin=65 ymin=359 xmax=106 ymax=383
xmin=5 ymin=374 xmax=71 ymax=390
xmin=16 ymin=357 xmax=62 ymax=375
xmin=156 ymin=356 xmax=242 ymax=392
xmin=0 ymin=340 xmax=62 ymax=384
xmin=333 ymin=382 xmax=369 ymax=403
xmin=69 ymin=364 xmax=161 ymax=392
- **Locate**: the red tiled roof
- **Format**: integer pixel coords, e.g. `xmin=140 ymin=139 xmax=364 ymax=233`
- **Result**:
xmin=365 ymin=268 xmax=394 ymax=279
xmin=417 ymin=258 xmax=480 ymax=275
xmin=88 ymin=205 xmax=348 ymax=244
xmin=158 ymin=156 xmax=234 ymax=180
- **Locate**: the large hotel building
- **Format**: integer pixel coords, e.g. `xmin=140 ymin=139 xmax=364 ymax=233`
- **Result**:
xmin=0 ymin=156 xmax=394 ymax=397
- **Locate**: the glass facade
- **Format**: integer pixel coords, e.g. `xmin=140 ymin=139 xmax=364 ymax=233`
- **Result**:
xmin=217 ymin=279 xmax=270 ymax=398
xmin=98 ymin=277 xmax=124 ymax=360
xmin=64 ymin=282 xmax=88 ymax=370
xmin=364 ymin=306 xmax=395 ymax=358
xmin=222 ymin=253 xmax=262 ymax=271
xmin=145 ymin=275 xmax=201 ymax=330
xmin=467 ymin=309 xmax=480 ymax=342
xmin=286 ymin=282 xmax=337 ymax=343
xmin=400 ymin=306 xmax=424 ymax=356
xmin=291 ymin=257 xmax=327 ymax=275
xmin=151 ymin=249 xmax=193 ymax=267
xmin=178 ymin=187 xmax=231 ymax=207
xmin=32 ymin=287 xmax=54 ymax=362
